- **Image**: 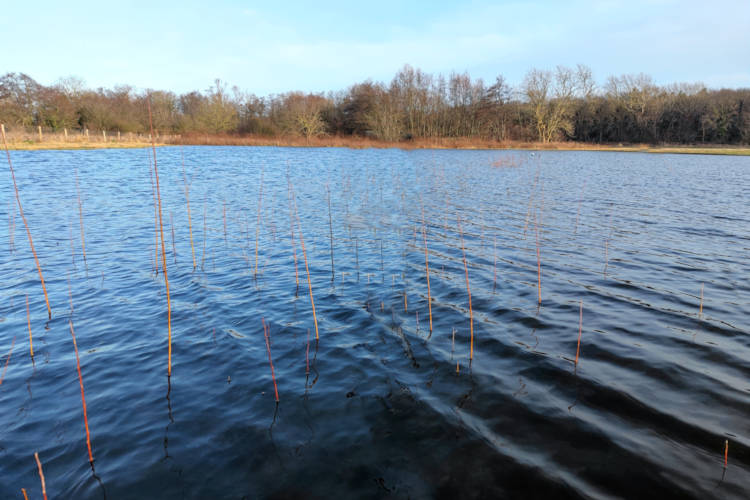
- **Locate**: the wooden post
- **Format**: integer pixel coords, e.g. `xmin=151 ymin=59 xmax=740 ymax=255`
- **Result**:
xmin=1 ymin=124 xmax=4 ymax=137
xmin=38 ymin=126 xmax=42 ymax=142
xmin=64 ymin=128 xmax=68 ymax=141
xmin=85 ymin=128 xmax=89 ymax=139
xmin=117 ymin=130 xmax=121 ymax=141
xmin=102 ymin=130 xmax=106 ymax=141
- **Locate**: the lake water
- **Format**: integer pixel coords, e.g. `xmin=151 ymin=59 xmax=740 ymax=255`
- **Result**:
xmin=0 ymin=146 xmax=748 ymax=499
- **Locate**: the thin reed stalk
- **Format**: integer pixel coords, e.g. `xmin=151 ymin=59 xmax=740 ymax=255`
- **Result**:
xmin=293 ymin=193 xmax=319 ymax=340
xmin=2 ymin=126 xmax=51 ymax=319
xmin=286 ymin=183 xmax=300 ymax=288
xmin=262 ymin=318 xmax=279 ymax=402
xmin=69 ymin=320 xmax=94 ymax=463
xmin=201 ymin=199 xmax=207 ymax=271
xmin=182 ymin=161 xmax=196 ymax=270
xmin=421 ymin=208 xmax=432 ymax=337
xmin=22 ymin=488 xmax=29 ymax=500
xmin=575 ymin=301 xmax=583 ymax=366
xmin=457 ymin=215 xmax=474 ymax=361
xmin=493 ymin=236 xmax=498 ymax=290
xmin=324 ymin=184 xmax=335 ymax=281
xmin=147 ymin=149 xmax=159 ymax=275
xmin=148 ymin=99 xmax=173 ymax=376
xmin=223 ymin=200 xmax=227 ymax=246
xmin=75 ymin=169 xmax=87 ymax=263
xmin=574 ymin=180 xmax=586 ymax=235
xmin=8 ymin=199 xmax=15 ymax=253
xmin=534 ymin=210 xmax=542 ymax=304
xmin=254 ymin=167 xmax=264 ymax=278
xmin=724 ymin=440 xmax=728 ymax=468
xmin=699 ymin=283 xmax=704 ymax=317
xmin=26 ymin=294 xmax=33 ymax=358
xmin=170 ymin=212 xmax=177 ymax=264
xmin=0 ymin=335 xmax=16 ymax=385
xmin=34 ymin=452 xmax=47 ymax=500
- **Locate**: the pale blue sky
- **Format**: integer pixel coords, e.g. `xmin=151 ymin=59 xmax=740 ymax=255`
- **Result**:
xmin=2 ymin=0 xmax=748 ymax=95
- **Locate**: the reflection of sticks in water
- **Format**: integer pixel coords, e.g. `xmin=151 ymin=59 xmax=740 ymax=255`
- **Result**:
xmin=0 ymin=335 xmax=16 ymax=385
xmin=293 ymin=194 xmax=319 ymax=341
xmin=34 ymin=452 xmax=48 ymax=500
xmin=163 ymin=375 xmax=174 ymax=461
xmin=69 ymin=320 xmax=94 ymax=463
xmin=89 ymin=460 xmax=107 ymax=500
xmin=458 ymin=215 xmax=474 ymax=361
xmin=327 ymin=183 xmax=335 ymax=280
xmin=2 ymin=125 xmax=52 ymax=319
xmin=575 ymin=301 xmax=583 ymax=367
xmin=451 ymin=327 xmax=455 ymax=360
xmin=699 ymin=283 xmax=704 ymax=318
xmin=305 ymin=328 xmax=310 ymax=375
xmin=262 ymin=318 xmax=280 ymax=402
xmin=26 ymin=294 xmax=34 ymax=358
xmin=75 ymin=169 xmax=87 ymax=264
xmin=148 ymin=100 xmax=173 ymax=377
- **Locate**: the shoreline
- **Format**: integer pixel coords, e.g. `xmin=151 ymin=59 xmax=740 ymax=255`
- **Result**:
xmin=4 ymin=137 xmax=749 ymax=155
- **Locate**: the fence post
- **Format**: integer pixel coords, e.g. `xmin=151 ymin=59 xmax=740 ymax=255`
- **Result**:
xmin=1 ymin=124 xmax=5 ymax=139
xmin=117 ymin=130 xmax=121 ymax=142
xmin=38 ymin=126 xmax=43 ymax=142
xmin=64 ymin=128 xmax=68 ymax=141
xmin=103 ymin=130 xmax=106 ymax=141
xmin=85 ymin=128 xmax=89 ymax=139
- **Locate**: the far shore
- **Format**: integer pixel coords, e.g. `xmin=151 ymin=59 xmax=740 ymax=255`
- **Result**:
xmin=4 ymin=134 xmax=750 ymax=155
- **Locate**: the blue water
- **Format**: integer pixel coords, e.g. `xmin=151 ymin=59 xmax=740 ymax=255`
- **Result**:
xmin=1 ymin=146 xmax=749 ymax=498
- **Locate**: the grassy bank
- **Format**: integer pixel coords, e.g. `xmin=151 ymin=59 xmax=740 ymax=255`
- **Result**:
xmin=4 ymin=131 xmax=750 ymax=155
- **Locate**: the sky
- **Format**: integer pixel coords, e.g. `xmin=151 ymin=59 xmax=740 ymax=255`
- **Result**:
xmin=2 ymin=0 xmax=749 ymax=95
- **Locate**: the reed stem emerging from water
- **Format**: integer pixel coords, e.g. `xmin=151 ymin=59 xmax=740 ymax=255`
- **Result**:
xmin=262 ymin=318 xmax=279 ymax=402
xmin=458 ymin=215 xmax=474 ymax=361
xmin=21 ymin=488 xmax=29 ymax=500
xmin=34 ymin=452 xmax=47 ymax=500
xmin=699 ymin=282 xmax=704 ymax=317
xmin=293 ymin=193 xmax=319 ymax=341
xmin=326 ymin=183 xmax=335 ymax=281
xmin=148 ymin=99 xmax=173 ymax=376
xmin=421 ymin=208 xmax=433 ymax=337
xmin=724 ymin=439 xmax=728 ymax=468
xmin=75 ymin=169 xmax=87 ymax=264
xmin=2 ymin=125 xmax=51 ymax=319
xmin=69 ymin=320 xmax=94 ymax=463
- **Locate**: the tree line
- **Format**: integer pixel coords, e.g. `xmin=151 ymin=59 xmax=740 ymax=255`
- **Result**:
xmin=1 ymin=65 xmax=748 ymax=144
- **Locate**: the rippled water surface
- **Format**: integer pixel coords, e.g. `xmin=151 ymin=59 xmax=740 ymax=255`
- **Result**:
xmin=1 ymin=147 xmax=749 ymax=499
